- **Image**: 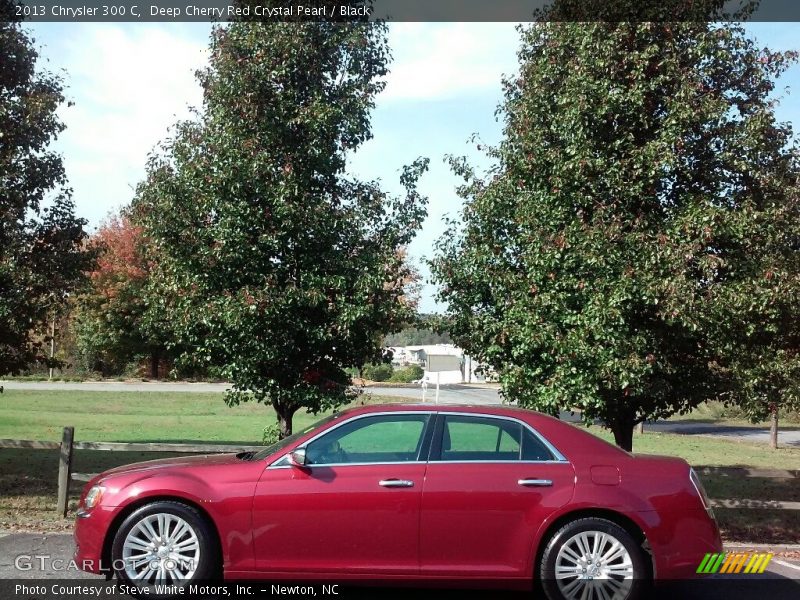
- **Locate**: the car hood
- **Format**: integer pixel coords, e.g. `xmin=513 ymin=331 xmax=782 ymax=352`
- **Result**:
xmin=99 ymin=452 xmax=243 ymax=479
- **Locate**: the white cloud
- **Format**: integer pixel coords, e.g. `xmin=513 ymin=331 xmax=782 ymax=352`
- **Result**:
xmin=32 ymin=22 xmax=519 ymax=234
xmin=382 ymin=23 xmax=521 ymax=102
xmin=50 ymin=23 xmax=210 ymax=226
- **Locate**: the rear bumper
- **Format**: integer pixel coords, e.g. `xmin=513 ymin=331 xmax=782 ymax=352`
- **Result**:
xmin=645 ymin=508 xmax=723 ymax=580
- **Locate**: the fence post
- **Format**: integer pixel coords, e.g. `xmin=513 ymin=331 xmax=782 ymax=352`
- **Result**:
xmin=56 ymin=427 xmax=74 ymax=518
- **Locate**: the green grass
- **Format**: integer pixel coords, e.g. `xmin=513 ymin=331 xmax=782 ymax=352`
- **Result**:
xmin=669 ymin=401 xmax=800 ymax=426
xmin=0 ymin=390 xmax=335 ymax=444
xmin=583 ymin=425 xmax=800 ymax=470
xmin=699 ymin=469 xmax=800 ymax=502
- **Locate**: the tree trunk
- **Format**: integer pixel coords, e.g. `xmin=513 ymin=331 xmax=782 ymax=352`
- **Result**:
xmin=611 ymin=421 xmax=635 ymax=452
xmin=770 ymin=405 xmax=779 ymax=450
xmin=274 ymin=403 xmax=298 ymax=439
xmin=150 ymin=350 xmax=160 ymax=379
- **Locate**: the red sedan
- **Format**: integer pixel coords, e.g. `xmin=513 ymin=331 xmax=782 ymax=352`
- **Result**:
xmin=74 ymin=404 xmax=721 ymax=600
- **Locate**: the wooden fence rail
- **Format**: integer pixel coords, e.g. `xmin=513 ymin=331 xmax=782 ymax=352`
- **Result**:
xmin=0 ymin=428 xmax=262 ymax=517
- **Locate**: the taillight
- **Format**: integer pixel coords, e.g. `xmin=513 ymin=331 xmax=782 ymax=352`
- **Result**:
xmin=690 ymin=467 xmax=715 ymax=520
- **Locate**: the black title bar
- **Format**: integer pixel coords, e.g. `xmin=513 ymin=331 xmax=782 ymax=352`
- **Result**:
xmin=6 ymin=0 xmax=800 ymax=23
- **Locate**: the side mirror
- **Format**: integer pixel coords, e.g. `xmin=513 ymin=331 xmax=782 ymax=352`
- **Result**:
xmin=288 ymin=448 xmax=307 ymax=467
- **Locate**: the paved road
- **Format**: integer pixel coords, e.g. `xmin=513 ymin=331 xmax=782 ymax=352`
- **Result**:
xmin=0 ymin=380 xmax=505 ymax=405
xmin=0 ymin=533 xmax=797 ymax=599
xmin=4 ymin=381 xmax=799 ymax=446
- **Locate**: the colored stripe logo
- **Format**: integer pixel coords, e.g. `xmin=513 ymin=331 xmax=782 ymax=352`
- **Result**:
xmin=697 ymin=552 xmax=773 ymax=574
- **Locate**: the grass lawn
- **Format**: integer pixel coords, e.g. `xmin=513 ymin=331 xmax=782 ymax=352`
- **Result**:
xmin=584 ymin=425 xmax=800 ymax=470
xmin=0 ymin=390 xmax=323 ymax=444
xmin=1 ymin=390 xmax=798 ymax=542
xmin=668 ymin=400 xmax=800 ymax=426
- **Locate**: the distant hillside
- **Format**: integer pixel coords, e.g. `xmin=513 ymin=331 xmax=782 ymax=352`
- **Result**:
xmin=384 ymin=329 xmax=452 ymax=346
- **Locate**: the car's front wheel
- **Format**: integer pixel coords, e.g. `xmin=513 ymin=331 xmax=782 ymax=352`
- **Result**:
xmin=540 ymin=517 xmax=649 ymax=600
xmin=111 ymin=501 xmax=218 ymax=592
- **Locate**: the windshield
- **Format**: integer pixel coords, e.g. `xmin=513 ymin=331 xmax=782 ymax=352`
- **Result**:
xmin=249 ymin=413 xmax=341 ymax=461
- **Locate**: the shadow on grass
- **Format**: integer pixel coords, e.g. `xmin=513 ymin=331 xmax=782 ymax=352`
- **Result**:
xmin=123 ymin=439 xmax=264 ymax=446
xmin=661 ymin=418 xmax=800 ymax=431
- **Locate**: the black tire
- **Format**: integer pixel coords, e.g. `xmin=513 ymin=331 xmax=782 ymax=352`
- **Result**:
xmin=111 ymin=500 xmax=219 ymax=595
xmin=540 ymin=517 xmax=649 ymax=600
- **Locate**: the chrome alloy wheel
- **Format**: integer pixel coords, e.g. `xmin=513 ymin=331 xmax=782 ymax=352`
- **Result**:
xmin=554 ymin=530 xmax=635 ymax=600
xmin=122 ymin=513 xmax=200 ymax=584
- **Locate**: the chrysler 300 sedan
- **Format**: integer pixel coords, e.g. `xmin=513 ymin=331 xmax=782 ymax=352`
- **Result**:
xmin=74 ymin=404 xmax=722 ymax=600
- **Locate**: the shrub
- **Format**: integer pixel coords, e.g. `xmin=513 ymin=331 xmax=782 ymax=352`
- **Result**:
xmin=389 ymin=365 xmax=424 ymax=383
xmin=262 ymin=423 xmax=280 ymax=445
xmin=362 ymin=363 xmax=394 ymax=382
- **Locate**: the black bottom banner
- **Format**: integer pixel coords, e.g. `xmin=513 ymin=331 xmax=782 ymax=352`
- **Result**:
xmin=1 ymin=578 xmax=799 ymax=600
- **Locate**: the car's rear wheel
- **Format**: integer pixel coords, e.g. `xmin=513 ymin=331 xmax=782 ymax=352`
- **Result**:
xmin=111 ymin=501 xmax=218 ymax=593
xmin=540 ymin=517 xmax=649 ymax=600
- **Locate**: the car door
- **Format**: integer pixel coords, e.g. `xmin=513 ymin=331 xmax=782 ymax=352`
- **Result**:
xmin=252 ymin=412 xmax=433 ymax=575
xmin=419 ymin=413 xmax=575 ymax=578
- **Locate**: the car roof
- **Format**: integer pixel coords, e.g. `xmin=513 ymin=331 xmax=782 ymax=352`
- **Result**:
xmin=338 ymin=402 xmax=554 ymax=420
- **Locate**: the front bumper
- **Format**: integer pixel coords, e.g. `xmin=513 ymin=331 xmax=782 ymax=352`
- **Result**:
xmin=73 ymin=506 xmax=118 ymax=574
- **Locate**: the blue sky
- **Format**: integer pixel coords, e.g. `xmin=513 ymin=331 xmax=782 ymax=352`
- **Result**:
xmin=25 ymin=22 xmax=800 ymax=313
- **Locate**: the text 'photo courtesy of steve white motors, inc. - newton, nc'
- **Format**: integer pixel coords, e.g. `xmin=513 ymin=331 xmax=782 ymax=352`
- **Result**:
xmin=12 ymin=582 xmax=342 ymax=598
xmin=17 ymin=3 xmax=371 ymax=19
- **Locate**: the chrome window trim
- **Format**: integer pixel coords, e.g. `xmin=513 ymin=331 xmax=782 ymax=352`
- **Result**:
xmin=268 ymin=411 xmax=435 ymax=469
xmin=269 ymin=460 xmax=428 ymax=469
xmin=429 ymin=460 xmax=569 ymax=465
xmin=267 ymin=409 xmax=569 ymax=468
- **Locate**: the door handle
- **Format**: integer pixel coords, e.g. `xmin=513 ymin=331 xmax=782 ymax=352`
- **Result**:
xmin=518 ymin=478 xmax=553 ymax=487
xmin=379 ymin=479 xmax=414 ymax=488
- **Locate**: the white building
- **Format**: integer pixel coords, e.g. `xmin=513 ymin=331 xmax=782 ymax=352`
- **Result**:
xmin=386 ymin=344 xmax=491 ymax=384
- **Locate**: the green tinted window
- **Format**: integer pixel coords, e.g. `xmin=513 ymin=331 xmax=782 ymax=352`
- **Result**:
xmin=438 ymin=415 xmax=554 ymax=462
xmin=306 ymin=414 xmax=428 ymax=465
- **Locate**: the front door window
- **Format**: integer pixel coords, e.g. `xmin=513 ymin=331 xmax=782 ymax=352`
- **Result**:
xmin=305 ymin=414 xmax=429 ymax=465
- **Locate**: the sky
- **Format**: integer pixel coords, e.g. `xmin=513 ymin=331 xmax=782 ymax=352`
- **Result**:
xmin=25 ymin=21 xmax=800 ymax=313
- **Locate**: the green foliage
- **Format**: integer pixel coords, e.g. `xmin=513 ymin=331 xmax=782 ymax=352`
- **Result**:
xmin=362 ymin=363 xmax=394 ymax=382
xmin=262 ymin=422 xmax=280 ymax=446
xmin=432 ymin=18 xmax=799 ymax=450
xmin=72 ymin=214 xmax=164 ymax=376
xmin=389 ymin=365 xmax=424 ymax=383
xmin=0 ymin=3 xmax=92 ymax=377
xmin=133 ymin=18 xmax=427 ymax=436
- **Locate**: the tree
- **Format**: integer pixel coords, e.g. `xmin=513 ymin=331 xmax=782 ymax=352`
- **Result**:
xmin=432 ymin=12 xmax=799 ymax=450
xmin=709 ymin=189 xmax=800 ymax=448
xmin=134 ymin=18 xmax=427 ymax=437
xmin=0 ymin=3 xmax=91 ymax=377
xmin=73 ymin=212 xmax=172 ymax=377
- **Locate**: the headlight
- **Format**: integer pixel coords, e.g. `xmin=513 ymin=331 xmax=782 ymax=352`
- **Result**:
xmin=84 ymin=485 xmax=105 ymax=509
